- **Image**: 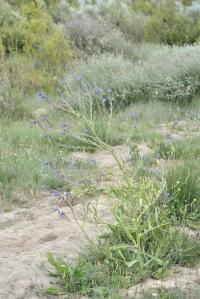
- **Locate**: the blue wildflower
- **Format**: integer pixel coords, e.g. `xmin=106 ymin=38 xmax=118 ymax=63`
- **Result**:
xmin=43 ymin=160 xmax=49 ymax=166
xmin=40 ymin=115 xmax=47 ymax=121
xmin=36 ymin=91 xmax=46 ymax=100
xmin=50 ymin=189 xmax=60 ymax=197
xmin=31 ymin=119 xmax=37 ymax=126
xmin=75 ymin=75 xmax=82 ymax=82
xmin=61 ymin=121 xmax=70 ymax=129
xmin=95 ymin=88 xmax=103 ymax=96
xmin=130 ymin=112 xmax=137 ymax=120
xmin=60 ymin=80 xmax=66 ymax=85
xmin=59 ymin=210 xmax=66 ymax=218
xmin=164 ymin=191 xmax=170 ymax=198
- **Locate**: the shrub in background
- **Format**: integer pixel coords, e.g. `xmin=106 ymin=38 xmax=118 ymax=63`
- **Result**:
xmin=0 ymin=0 xmax=26 ymax=53
xmin=0 ymin=82 xmax=31 ymax=119
xmin=5 ymin=54 xmax=53 ymax=92
xmin=37 ymin=24 xmax=74 ymax=75
xmin=64 ymin=13 xmax=133 ymax=58
xmin=66 ymin=45 xmax=200 ymax=108
xmin=144 ymin=1 xmax=196 ymax=45
xmin=100 ymin=1 xmax=148 ymax=43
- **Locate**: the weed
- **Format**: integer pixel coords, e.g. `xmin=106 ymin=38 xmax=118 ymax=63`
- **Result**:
xmin=47 ymin=179 xmax=200 ymax=297
xmin=165 ymin=161 xmax=200 ymax=222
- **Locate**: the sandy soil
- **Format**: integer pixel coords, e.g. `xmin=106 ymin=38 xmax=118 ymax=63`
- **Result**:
xmin=0 ymin=146 xmax=128 ymax=299
xmin=0 ymin=145 xmax=199 ymax=298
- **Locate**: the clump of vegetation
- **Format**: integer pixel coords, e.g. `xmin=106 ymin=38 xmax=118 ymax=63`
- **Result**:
xmin=165 ymin=161 xmax=200 ymax=222
xmin=66 ymin=45 xmax=200 ymax=109
xmin=64 ymin=13 xmax=133 ymax=58
xmin=139 ymin=287 xmax=200 ymax=299
xmin=47 ymin=178 xmax=200 ymax=297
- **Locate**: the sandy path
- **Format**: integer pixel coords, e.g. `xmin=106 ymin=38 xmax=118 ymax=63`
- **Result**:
xmin=0 ymin=147 xmax=126 ymax=299
xmin=0 ymin=196 xmax=108 ymax=299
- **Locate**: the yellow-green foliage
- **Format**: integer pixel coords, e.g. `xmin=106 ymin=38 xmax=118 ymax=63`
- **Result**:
xmin=0 ymin=0 xmax=75 ymax=93
xmin=21 ymin=1 xmax=74 ymax=74
xmin=105 ymin=1 xmax=147 ymax=42
xmin=5 ymin=54 xmax=52 ymax=92
xmin=133 ymin=0 xmax=198 ymax=45
xmin=0 ymin=0 xmax=26 ymax=52
xmin=37 ymin=24 xmax=74 ymax=75
xmin=144 ymin=1 xmax=195 ymax=44
xmin=133 ymin=0 xmax=157 ymax=15
xmin=22 ymin=0 xmax=51 ymax=54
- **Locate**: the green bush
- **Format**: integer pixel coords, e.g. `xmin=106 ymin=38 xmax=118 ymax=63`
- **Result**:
xmin=0 ymin=0 xmax=26 ymax=52
xmin=144 ymin=2 xmax=195 ymax=45
xmin=5 ymin=54 xmax=53 ymax=92
xmin=36 ymin=24 xmax=74 ymax=75
xmin=0 ymin=81 xmax=32 ymax=119
xmin=66 ymin=45 xmax=200 ymax=108
xmin=100 ymin=1 xmax=148 ymax=42
xmin=64 ymin=13 xmax=134 ymax=58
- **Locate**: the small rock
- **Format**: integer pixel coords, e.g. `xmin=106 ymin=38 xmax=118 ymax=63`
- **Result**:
xmin=39 ymin=233 xmax=57 ymax=243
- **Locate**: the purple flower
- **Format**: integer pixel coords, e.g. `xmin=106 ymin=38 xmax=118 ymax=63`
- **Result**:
xmin=59 ymin=209 xmax=66 ymax=218
xmin=61 ymin=121 xmax=70 ymax=129
xmin=95 ymin=88 xmax=103 ymax=96
xmin=75 ymin=75 xmax=82 ymax=82
xmin=40 ymin=114 xmax=47 ymax=122
xmin=36 ymin=91 xmax=46 ymax=100
xmin=130 ymin=112 xmax=137 ymax=120
xmin=60 ymin=80 xmax=66 ymax=85
xmin=31 ymin=119 xmax=37 ymax=126
xmin=50 ymin=189 xmax=60 ymax=197
xmin=43 ymin=160 xmax=49 ymax=166
xmin=52 ymin=207 xmax=66 ymax=219
xmin=164 ymin=191 xmax=170 ymax=198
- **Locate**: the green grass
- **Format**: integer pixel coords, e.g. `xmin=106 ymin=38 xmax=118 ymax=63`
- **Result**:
xmin=0 ymin=119 xmax=101 ymax=207
xmin=139 ymin=288 xmax=200 ymax=299
xmin=47 ymin=178 xmax=200 ymax=298
xmin=44 ymin=94 xmax=200 ymax=298
xmin=165 ymin=160 xmax=200 ymax=222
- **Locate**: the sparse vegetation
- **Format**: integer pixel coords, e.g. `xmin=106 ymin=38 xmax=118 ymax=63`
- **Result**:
xmin=1 ymin=0 xmax=200 ymax=298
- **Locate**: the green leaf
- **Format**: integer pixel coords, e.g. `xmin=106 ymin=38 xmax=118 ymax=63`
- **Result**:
xmin=126 ymin=260 xmax=138 ymax=268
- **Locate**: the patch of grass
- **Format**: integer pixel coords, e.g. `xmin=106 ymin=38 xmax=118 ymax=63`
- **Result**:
xmin=47 ymin=179 xmax=200 ymax=298
xmin=153 ymin=138 xmax=200 ymax=160
xmin=139 ymin=287 xmax=200 ymax=299
xmin=165 ymin=160 xmax=200 ymax=222
xmin=0 ymin=120 xmax=100 ymax=206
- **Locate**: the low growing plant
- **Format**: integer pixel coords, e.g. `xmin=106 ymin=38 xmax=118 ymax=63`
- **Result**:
xmin=165 ymin=161 xmax=200 ymax=222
